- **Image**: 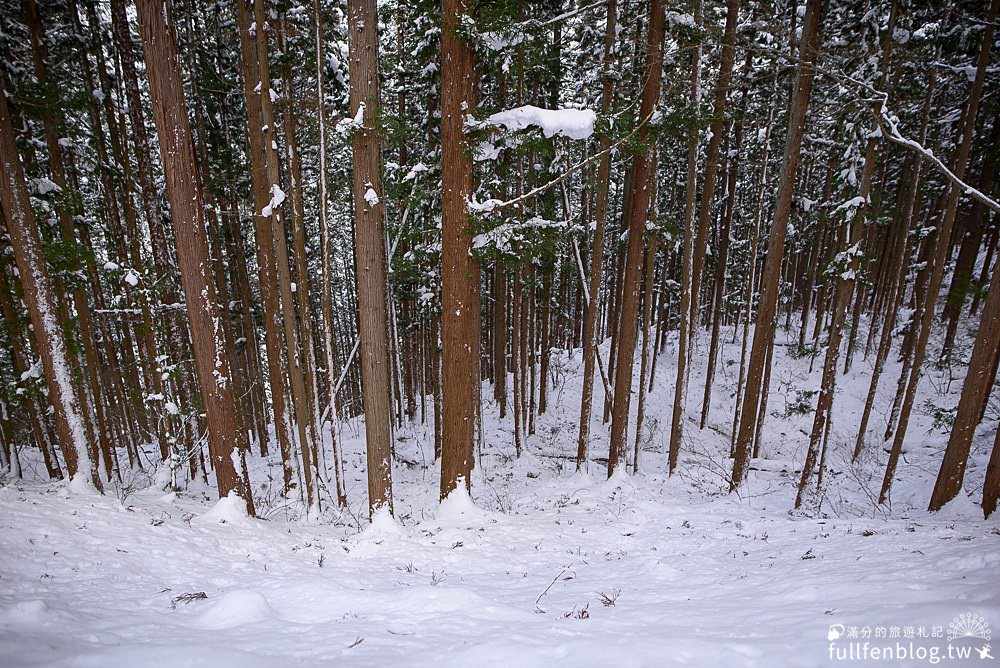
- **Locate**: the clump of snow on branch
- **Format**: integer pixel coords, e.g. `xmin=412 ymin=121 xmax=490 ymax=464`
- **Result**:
xmin=476 ymin=105 xmax=596 ymax=141
xmin=261 ymin=184 xmax=286 ymax=217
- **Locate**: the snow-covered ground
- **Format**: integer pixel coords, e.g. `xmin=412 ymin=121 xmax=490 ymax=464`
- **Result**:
xmin=2 ymin=325 xmax=998 ymax=667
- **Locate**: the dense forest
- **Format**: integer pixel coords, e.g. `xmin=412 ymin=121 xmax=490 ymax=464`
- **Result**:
xmin=0 ymin=0 xmax=998 ymax=520
xmin=2 ymin=0 xmax=1000 ymax=664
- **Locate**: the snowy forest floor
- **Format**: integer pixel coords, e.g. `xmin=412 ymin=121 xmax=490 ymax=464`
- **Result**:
xmin=2 ymin=324 xmax=999 ymax=667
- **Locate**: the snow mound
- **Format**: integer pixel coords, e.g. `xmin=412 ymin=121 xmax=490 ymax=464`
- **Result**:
xmin=0 ymin=600 xmax=50 ymax=626
xmin=930 ymin=488 xmax=983 ymax=519
xmin=66 ymin=473 xmax=101 ymax=496
xmin=196 ymin=590 xmax=276 ymax=629
xmin=192 ymin=493 xmax=255 ymax=528
xmin=365 ymin=506 xmax=403 ymax=537
xmin=436 ymin=485 xmax=490 ymax=527
xmin=485 ymin=105 xmax=596 ymax=140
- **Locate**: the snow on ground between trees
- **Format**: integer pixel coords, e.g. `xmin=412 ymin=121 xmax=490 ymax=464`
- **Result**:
xmin=1 ymin=326 xmax=998 ymax=667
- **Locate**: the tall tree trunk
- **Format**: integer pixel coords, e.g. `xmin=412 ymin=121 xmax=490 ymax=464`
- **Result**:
xmin=576 ymin=0 xmax=618 ymax=471
xmin=701 ymin=118 xmax=742 ymax=428
xmin=796 ymin=0 xmax=897 ymax=507
xmin=634 ymin=168 xmax=659 ymax=473
xmin=853 ymin=70 xmax=936 ymax=461
xmin=22 ymin=0 xmax=116 ymax=482
xmin=136 ymin=0 xmax=253 ymax=513
xmin=930 ymin=246 xmax=1000 ymax=511
xmin=731 ymin=97 xmax=775 ymax=453
xmin=0 ymin=87 xmax=97 ymax=489
xmin=493 ymin=262 xmax=507 ymax=417
xmin=880 ymin=0 xmax=998 ymax=504
xmin=731 ymin=0 xmax=824 ymax=490
xmin=236 ymin=0 xmax=297 ymax=490
xmin=251 ymin=0 xmax=317 ymax=508
xmin=315 ymin=0 xmax=347 ymax=507
xmin=689 ymin=0 xmax=740 ymax=340
xmin=668 ymin=0 xmax=703 ymax=473
xmin=940 ymin=115 xmax=1000 ymax=358
xmin=348 ymin=0 xmax=395 ymax=516
xmin=608 ymin=0 xmax=666 ymax=477
xmin=439 ymin=0 xmax=480 ymax=499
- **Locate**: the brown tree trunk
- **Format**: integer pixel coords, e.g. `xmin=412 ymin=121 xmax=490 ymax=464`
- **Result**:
xmin=22 ymin=0 xmax=116 ymax=482
xmin=348 ymin=0 xmax=395 ymax=516
xmin=111 ymin=0 xmax=194 ymax=469
xmin=493 ymin=262 xmax=507 ymax=417
xmin=236 ymin=0 xmax=297 ymax=491
xmin=930 ymin=247 xmax=1000 ymax=511
xmin=136 ymin=0 xmax=253 ymax=513
xmin=940 ymin=116 xmax=1000 ymax=358
xmin=634 ymin=172 xmax=659 ymax=472
xmin=689 ymin=0 xmax=740 ymax=341
xmin=731 ymin=98 xmax=775 ymax=453
xmin=880 ymin=0 xmax=998 ymax=504
xmin=797 ymin=1 xmax=897 ymax=507
xmin=439 ymin=0 xmax=480 ymax=499
xmin=280 ymin=18 xmax=324 ymax=506
xmin=982 ymin=425 xmax=1000 ymax=518
xmin=576 ymin=0 xmax=618 ymax=471
xmin=731 ymin=0 xmax=824 ymax=490
xmin=315 ymin=0 xmax=347 ymax=506
xmin=701 ymin=118 xmax=742 ymax=428
xmin=853 ymin=71 xmax=936 ymax=461
xmin=668 ymin=0 xmax=702 ymax=473
xmin=608 ymin=0 xmax=666 ymax=477
xmin=0 ymin=103 xmax=96 ymax=487
xmin=251 ymin=0 xmax=317 ymax=508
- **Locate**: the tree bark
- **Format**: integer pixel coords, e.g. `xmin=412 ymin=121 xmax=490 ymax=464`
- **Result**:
xmin=439 ymin=0 xmax=480 ymax=499
xmin=608 ymin=0 xmax=666 ymax=477
xmin=929 ymin=242 xmax=1000 ymax=511
xmin=880 ymin=0 xmax=998 ymax=504
xmin=576 ymin=0 xmax=618 ymax=471
xmin=668 ymin=0 xmax=702 ymax=473
xmin=315 ymin=0 xmax=348 ymax=507
xmin=136 ymin=0 xmax=253 ymax=513
xmin=348 ymin=0 xmax=395 ymax=516
xmin=731 ymin=0 xmax=824 ymax=490
xmin=0 ymin=88 xmax=97 ymax=489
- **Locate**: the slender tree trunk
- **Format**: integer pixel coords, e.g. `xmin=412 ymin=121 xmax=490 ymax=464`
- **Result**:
xmin=668 ymin=0 xmax=703 ymax=473
xmin=634 ymin=172 xmax=659 ymax=473
xmin=796 ymin=1 xmax=897 ymax=507
xmin=439 ymin=0 xmax=480 ymax=499
xmin=880 ymin=0 xmax=998 ymax=504
xmin=348 ymin=0 xmax=395 ymax=516
xmin=576 ymin=0 xmax=618 ymax=471
xmin=315 ymin=0 xmax=347 ymax=506
xmin=689 ymin=0 xmax=740 ymax=341
xmin=701 ymin=118 xmax=742 ymax=428
xmin=732 ymin=0 xmax=824 ymax=490
xmin=0 ymin=91 xmax=97 ymax=489
xmin=940 ymin=115 xmax=1000 ymax=358
xmin=853 ymin=71 xmax=935 ymax=460
xmin=608 ymin=0 xmax=666 ymax=477
xmin=136 ymin=0 xmax=253 ymax=513
xmin=236 ymin=0 xmax=296 ymax=491
xmin=493 ymin=262 xmax=507 ymax=417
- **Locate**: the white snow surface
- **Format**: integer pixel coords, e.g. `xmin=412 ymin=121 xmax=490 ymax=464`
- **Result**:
xmin=484 ymin=105 xmax=596 ymax=140
xmin=1 ymin=325 xmax=998 ymax=666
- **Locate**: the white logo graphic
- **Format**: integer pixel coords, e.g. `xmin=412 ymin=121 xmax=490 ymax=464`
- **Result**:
xmin=948 ymin=613 xmax=992 ymax=661
xmin=948 ymin=613 xmax=991 ymax=643
xmin=827 ymin=614 xmax=994 ymax=662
